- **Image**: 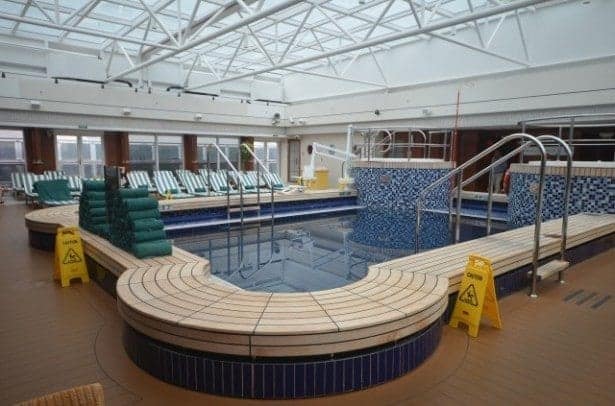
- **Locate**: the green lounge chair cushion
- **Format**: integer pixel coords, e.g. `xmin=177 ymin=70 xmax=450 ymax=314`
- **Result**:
xmin=131 ymin=240 xmax=172 ymax=259
xmin=131 ymin=218 xmax=164 ymax=232
xmin=122 ymin=197 xmax=158 ymax=211
xmin=133 ymin=229 xmax=167 ymax=243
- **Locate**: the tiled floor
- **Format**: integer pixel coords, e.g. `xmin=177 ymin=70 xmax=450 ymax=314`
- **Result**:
xmin=1 ymin=202 xmax=614 ymax=405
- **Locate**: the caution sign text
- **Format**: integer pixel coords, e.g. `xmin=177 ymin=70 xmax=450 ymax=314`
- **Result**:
xmin=449 ymin=254 xmax=502 ymax=337
xmin=54 ymin=226 xmax=89 ymax=287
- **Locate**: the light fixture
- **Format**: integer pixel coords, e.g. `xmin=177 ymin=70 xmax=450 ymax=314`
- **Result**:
xmin=122 ymin=108 xmax=131 ymax=116
xmin=422 ymin=108 xmax=433 ymax=116
xmin=30 ymin=100 xmax=41 ymax=109
xmin=195 ymin=113 xmax=203 ymax=121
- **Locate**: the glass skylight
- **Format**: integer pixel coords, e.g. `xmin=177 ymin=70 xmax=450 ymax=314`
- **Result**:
xmin=0 ymin=0 xmax=542 ymax=89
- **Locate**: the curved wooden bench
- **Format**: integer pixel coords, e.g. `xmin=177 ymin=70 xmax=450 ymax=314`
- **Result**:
xmin=25 ymin=205 xmax=449 ymax=358
xmin=26 ymin=205 xmax=615 ymax=359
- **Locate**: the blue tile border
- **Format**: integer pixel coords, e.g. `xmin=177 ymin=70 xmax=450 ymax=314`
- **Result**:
xmin=123 ymin=319 xmax=443 ymax=399
xmin=508 ymin=173 xmax=615 ymax=227
xmin=352 ymin=167 xmax=451 ymax=211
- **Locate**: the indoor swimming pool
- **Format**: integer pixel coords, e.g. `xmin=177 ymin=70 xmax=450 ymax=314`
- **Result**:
xmin=173 ymin=209 xmax=508 ymax=293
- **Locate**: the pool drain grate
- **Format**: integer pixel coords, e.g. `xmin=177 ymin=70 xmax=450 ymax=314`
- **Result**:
xmin=563 ymin=289 xmax=611 ymax=309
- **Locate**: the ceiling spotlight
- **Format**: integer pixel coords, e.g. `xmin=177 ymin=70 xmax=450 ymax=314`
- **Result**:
xmin=30 ymin=100 xmax=41 ymax=109
xmin=374 ymin=109 xmax=380 ymax=116
xmin=122 ymin=108 xmax=131 ymax=116
xmin=195 ymin=113 xmax=203 ymax=121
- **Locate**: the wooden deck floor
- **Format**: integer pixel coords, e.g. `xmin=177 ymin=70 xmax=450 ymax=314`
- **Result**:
xmin=2 ymin=202 xmax=614 ymax=405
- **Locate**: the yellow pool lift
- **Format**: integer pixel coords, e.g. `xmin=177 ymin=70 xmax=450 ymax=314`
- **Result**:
xmin=304 ymin=125 xmax=358 ymax=191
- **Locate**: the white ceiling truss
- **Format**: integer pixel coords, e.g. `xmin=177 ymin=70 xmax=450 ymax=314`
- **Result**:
xmin=0 ymin=0 xmax=603 ymax=94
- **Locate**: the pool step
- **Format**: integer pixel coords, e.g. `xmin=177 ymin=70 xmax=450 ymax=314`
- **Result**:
xmin=227 ymin=205 xmax=260 ymax=213
xmin=529 ymin=260 xmax=570 ymax=281
xmin=166 ymin=205 xmax=365 ymax=231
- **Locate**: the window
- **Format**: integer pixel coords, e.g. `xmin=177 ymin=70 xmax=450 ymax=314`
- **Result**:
xmin=197 ymin=136 xmax=240 ymax=171
xmin=157 ymin=136 xmax=183 ymax=172
xmin=254 ymin=141 xmax=279 ymax=174
xmin=0 ymin=129 xmax=25 ymax=184
xmin=56 ymin=134 xmax=104 ymax=178
xmin=129 ymin=134 xmax=183 ymax=175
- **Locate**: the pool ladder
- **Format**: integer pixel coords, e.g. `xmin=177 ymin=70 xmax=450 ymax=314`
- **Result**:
xmin=415 ymin=133 xmax=573 ymax=298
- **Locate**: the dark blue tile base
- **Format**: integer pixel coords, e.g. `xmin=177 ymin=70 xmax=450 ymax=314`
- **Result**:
xmin=123 ymin=319 xmax=443 ymax=399
xmin=28 ymin=229 xmax=55 ymax=251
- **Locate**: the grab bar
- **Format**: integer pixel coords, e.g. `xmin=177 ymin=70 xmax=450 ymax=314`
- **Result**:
xmin=416 ymin=133 xmax=547 ymax=297
xmin=209 ymin=143 xmax=244 ymax=226
xmin=241 ymin=143 xmax=275 ymax=222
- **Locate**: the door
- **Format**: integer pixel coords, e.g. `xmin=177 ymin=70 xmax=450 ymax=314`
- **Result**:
xmin=57 ymin=134 xmax=104 ymax=178
xmin=288 ymin=139 xmax=300 ymax=181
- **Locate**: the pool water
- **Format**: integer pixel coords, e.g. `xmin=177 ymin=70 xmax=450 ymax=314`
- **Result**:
xmin=173 ymin=209 xmax=508 ymax=293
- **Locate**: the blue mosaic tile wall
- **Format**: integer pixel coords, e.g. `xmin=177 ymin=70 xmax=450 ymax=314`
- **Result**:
xmin=352 ymin=167 xmax=451 ymax=211
xmin=349 ymin=209 xmax=450 ymax=251
xmin=509 ymin=173 xmax=615 ymax=226
xmin=123 ymin=319 xmax=442 ymax=399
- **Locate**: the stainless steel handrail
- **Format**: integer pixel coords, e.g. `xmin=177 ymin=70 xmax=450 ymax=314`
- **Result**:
xmin=415 ymin=133 xmax=548 ymax=297
xmin=452 ymin=136 xmax=572 ymax=295
xmin=408 ymin=130 xmax=427 ymax=160
xmin=354 ymin=127 xmax=449 ymax=161
xmin=535 ymin=135 xmax=573 ymax=285
xmin=209 ymin=143 xmax=245 ymax=226
xmin=241 ymin=143 xmax=275 ymax=223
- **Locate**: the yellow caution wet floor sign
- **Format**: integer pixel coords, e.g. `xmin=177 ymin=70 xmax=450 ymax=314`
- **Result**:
xmin=449 ymin=254 xmax=502 ymax=337
xmin=54 ymin=226 xmax=89 ymax=287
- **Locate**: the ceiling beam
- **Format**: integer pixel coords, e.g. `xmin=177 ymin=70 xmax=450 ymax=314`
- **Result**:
xmin=186 ymin=0 xmax=549 ymax=91
xmin=0 ymin=11 xmax=179 ymax=50
xmin=105 ymin=0 xmax=303 ymax=82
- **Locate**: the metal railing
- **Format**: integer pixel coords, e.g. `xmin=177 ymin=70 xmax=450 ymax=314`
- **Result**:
xmin=240 ymin=143 xmax=275 ymax=222
xmin=351 ymin=126 xmax=452 ymax=161
xmin=208 ymin=143 xmax=245 ymax=225
xmin=448 ymin=135 xmax=572 ymax=295
xmin=415 ymin=133 xmax=548 ymax=297
xmin=519 ymin=113 xmax=615 ymax=161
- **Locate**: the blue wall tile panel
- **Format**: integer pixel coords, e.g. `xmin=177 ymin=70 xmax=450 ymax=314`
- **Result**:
xmin=508 ymin=173 xmax=615 ymax=226
xmin=352 ymin=167 xmax=451 ymax=211
xmin=349 ymin=208 xmax=450 ymax=251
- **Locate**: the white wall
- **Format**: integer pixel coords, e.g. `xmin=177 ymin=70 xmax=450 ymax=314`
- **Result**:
xmin=285 ymin=56 xmax=615 ymax=134
xmin=0 ymin=75 xmax=287 ymax=137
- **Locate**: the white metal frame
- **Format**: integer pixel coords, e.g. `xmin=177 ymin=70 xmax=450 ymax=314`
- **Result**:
xmin=0 ymin=0 xmax=556 ymax=92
